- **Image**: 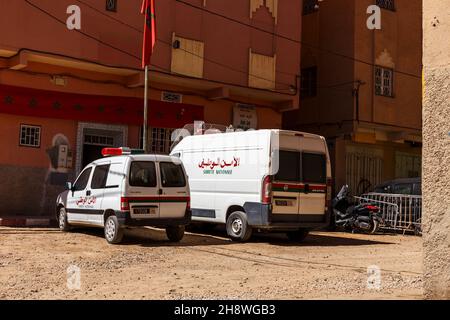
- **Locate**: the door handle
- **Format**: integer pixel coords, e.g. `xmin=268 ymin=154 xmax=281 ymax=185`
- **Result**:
xmin=158 ymin=189 xmax=163 ymax=195
xmin=304 ymin=184 xmax=310 ymax=194
xmin=86 ymin=190 xmax=91 ymax=196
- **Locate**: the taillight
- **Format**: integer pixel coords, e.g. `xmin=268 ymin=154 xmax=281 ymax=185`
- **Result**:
xmin=186 ymin=197 xmax=191 ymax=211
xmin=120 ymin=197 xmax=130 ymax=211
xmin=262 ymin=175 xmax=272 ymax=204
xmin=326 ymin=178 xmax=333 ymax=208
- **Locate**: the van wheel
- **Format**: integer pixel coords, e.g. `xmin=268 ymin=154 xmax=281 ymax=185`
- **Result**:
xmin=104 ymin=215 xmax=124 ymax=244
xmin=166 ymin=226 xmax=185 ymax=242
xmin=58 ymin=207 xmax=71 ymax=232
xmin=226 ymin=211 xmax=252 ymax=242
xmin=286 ymin=229 xmax=309 ymax=242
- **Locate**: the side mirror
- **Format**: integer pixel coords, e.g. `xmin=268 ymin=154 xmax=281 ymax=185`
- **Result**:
xmin=66 ymin=182 xmax=73 ymax=191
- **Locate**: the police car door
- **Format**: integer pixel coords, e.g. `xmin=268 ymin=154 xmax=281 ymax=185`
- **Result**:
xmin=88 ymin=163 xmax=110 ymax=226
xmin=158 ymin=160 xmax=189 ymax=219
xmin=66 ymin=166 xmax=93 ymax=224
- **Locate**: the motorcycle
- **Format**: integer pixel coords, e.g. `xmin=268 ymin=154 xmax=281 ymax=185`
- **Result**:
xmin=332 ymin=185 xmax=382 ymax=234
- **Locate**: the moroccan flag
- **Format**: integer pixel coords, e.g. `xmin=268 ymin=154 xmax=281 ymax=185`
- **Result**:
xmin=141 ymin=0 xmax=156 ymax=68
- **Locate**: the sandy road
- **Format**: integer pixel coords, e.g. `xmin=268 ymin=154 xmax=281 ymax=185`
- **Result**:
xmin=0 ymin=226 xmax=423 ymax=300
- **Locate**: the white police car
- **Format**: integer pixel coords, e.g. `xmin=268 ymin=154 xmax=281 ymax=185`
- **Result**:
xmin=56 ymin=148 xmax=191 ymax=244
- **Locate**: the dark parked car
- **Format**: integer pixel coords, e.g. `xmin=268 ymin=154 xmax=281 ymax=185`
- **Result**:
xmin=373 ymin=178 xmax=421 ymax=196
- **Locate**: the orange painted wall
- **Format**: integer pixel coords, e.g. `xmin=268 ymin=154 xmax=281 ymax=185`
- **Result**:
xmin=0 ymin=113 xmax=77 ymax=168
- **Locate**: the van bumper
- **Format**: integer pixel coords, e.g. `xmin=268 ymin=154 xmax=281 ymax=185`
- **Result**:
xmin=115 ymin=210 xmax=192 ymax=227
xmin=243 ymin=202 xmax=330 ymax=231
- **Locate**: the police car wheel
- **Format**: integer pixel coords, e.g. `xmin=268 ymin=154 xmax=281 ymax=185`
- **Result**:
xmin=286 ymin=229 xmax=309 ymax=242
xmin=226 ymin=211 xmax=252 ymax=242
xmin=166 ymin=225 xmax=185 ymax=242
xmin=58 ymin=207 xmax=71 ymax=232
xmin=104 ymin=215 xmax=124 ymax=244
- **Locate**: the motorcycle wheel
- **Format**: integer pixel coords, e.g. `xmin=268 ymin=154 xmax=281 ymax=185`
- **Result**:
xmin=369 ymin=219 xmax=380 ymax=234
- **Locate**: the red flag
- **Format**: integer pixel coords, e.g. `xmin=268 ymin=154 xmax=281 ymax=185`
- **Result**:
xmin=141 ymin=0 xmax=156 ymax=69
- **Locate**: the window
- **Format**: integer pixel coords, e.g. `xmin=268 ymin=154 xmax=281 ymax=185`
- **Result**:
xmin=73 ymin=168 xmax=92 ymax=191
xmin=91 ymin=165 xmax=110 ymax=189
xmin=105 ymin=163 xmax=124 ymax=189
xmin=275 ymin=151 xmax=301 ymax=182
xmin=171 ymin=35 xmax=204 ymax=78
xmin=129 ymin=161 xmax=157 ymax=188
xmin=84 ymin=134 xmax=114 ymax=146
xmin=375 ymin=66 xmax=394 ymax=97
xmin=249 ymin=50 xmax=276 ymax=90
xmin=392 ymin=183 xmax=413 ymax=195
xmin=376 ymin=0 xmax=395 ymax=11
xmin=302 ymin=153 xmax=326 ymax=184
xmin=303 ymin=0 xmax=319 ymax=15
xmin=160 ymin=162 xmax=186 ymax=187
xmin=139 ymin=127 xmax=175 ymax=154
xmin=106 ymin=0 xmax=117 ymax=12
xmin=19 ymin=125 xmax=41 ymax=148
xmin=301 ymin=67 xmax=317 ymax=99
xmin=413 ymin=183 xmax=422 ymax=196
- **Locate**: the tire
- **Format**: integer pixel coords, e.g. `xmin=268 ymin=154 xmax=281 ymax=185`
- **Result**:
xmin=58 ymin=207 xmax=71 ymax=232
xmin=286 ymin=229 xmax=309 ymax=242
xmin=104 ymin=215 xmax=124 ymax=244
xmin=226 ymin=211 xmax=253 ymax=242
xmin=166 ymin=225 xmax=185 ymax=242
xmin=370 ymin=219 xmax=380 ymax=234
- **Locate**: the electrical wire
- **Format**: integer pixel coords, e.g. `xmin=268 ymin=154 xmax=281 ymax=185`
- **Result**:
xmin=74 ymin=0 xmax=298 ymax=78
xmin=24 ymin=0 xmax=297 ymax=93
xmin=174 ymin=0 xmax=422 ymax=80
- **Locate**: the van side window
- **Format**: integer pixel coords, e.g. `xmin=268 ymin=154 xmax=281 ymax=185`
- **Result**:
xmin=129 ymin=161 xmax=157 ymax=187
xmin=91 ymin=165 xmax=110 ymax=189
xmin=275 ymin=150 xmax=301 ymax=182
xmin=302 ymin=153 xmax=326 ymax=184
xmin=73 ymin=168 xmax=92 ymax=191
xmin=160 ymin=162 xmax=186 ymax=187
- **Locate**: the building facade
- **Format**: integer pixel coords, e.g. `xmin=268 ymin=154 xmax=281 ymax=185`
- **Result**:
xmin=0 ymin=0 xmax=302 ymax=216
xmin=423 ymin=0 xmax=450 ymax=299
xmin=284 ymin=0 xmax=422 ymax=195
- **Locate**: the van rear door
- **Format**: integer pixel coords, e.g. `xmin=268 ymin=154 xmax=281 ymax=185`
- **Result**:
xmin=127 ymin=159 xmax=160 ymax=219
xmin=299 ymin=152 xmax=327 ymax=220
xmin=272 ymin=150 xmax=302 ymax=221
xmin=272 ymin=133 xmax=327 ymax=222
xmin=158 ymin=161 xmax=189 ymax=219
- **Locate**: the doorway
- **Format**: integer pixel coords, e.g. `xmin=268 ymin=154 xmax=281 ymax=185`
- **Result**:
xmin=82 ymin=134 xmax=115 ymax=167
xmin=76 ymin=123 xmax=128 ymax=174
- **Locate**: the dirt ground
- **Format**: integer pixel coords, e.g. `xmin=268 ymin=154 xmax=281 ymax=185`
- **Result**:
xmin=0 ymin=226 xmax=423 ymax=300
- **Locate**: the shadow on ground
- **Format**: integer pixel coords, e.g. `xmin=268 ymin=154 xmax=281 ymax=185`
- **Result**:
xmin=66 ymin=224 xmax=393 ymax=248
xmin=0 ymin=224 xmax=394 ymax=247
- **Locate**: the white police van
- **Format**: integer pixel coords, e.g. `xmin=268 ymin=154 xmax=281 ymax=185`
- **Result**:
xmin=171 ymin=129 xmax=332 ymax=242
xmin=56 ymin=148 xmax=191 ymax=244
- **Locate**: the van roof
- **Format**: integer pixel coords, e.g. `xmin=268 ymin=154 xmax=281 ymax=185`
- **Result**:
xmin=179 ymin=129 xmax=325 ymax=140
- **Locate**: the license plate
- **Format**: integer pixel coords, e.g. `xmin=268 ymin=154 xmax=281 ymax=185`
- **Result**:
xmin=275 ymin=200 xmax=294 ymax=206
xmin=133 ymin=207 xmax=156 ymax=215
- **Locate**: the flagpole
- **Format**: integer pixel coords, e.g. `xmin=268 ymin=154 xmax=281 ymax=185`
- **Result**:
xmin=143 ymin=64 xmax=149 ymax=153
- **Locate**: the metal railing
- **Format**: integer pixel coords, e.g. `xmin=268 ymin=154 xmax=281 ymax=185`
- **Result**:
xmin=358 ymin=193 xmax=422 ymax=235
